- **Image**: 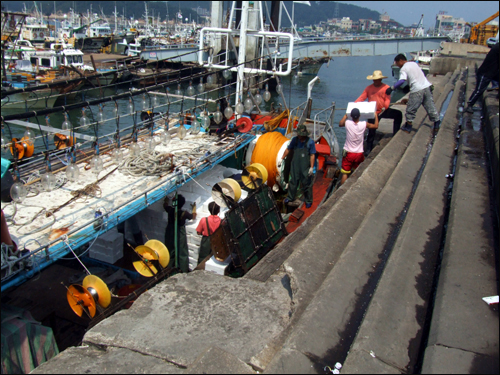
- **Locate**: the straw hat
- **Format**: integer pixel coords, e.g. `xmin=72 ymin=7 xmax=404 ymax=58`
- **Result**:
xmin=366 ymin=70 xmax=388 ymax=80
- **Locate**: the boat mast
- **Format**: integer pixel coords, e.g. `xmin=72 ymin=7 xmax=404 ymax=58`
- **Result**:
xmin=114 ymin=3 xmax=117 ymax=35
xmin=236 ymin=1 xmax=249 ymax=102
xmin=144 ymin=2 xmax=149 ymax=37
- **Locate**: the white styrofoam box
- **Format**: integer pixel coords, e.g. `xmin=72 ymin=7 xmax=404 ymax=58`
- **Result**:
xmin=177 ymin=192 xmax=203 ymax=208
xmin=346 ymin=101 xmax=377 ymax=122
xmin=180 ymin=182 xmax=195 ymax=193
xmin=147 ymin=199 xmax=166 ymax=213
xmin=188 ymin=244 xmax=199 ymax=254
xmin=186 ymin=233 xmax=202 ymax=247
xmin=89 ymin=229 xmax=124 ymax=264
xmin=185 ymin=220 xmax=198 ymax=229
xmin=188 ymin=241 xmax=199 ymax=251
xmin=187 ymin=243 xmax=200 ymax=271
xmin=205 ymin=256 xmax=231 ymax=275
xmin=188 ymin=261 xmax=197 ymax=272
xmin=93 ymin=228 xmax=123 ymax=248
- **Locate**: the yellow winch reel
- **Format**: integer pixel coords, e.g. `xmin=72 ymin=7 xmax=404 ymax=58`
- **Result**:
xmin=132 ymin=240 xmax=170 ymax=277
xmin=242 ymin=163 xmax=268 ymax=189
xmin=211 ymin=178 xmax=242 ymax=208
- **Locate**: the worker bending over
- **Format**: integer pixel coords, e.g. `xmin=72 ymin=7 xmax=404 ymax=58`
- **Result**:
xmin=386 ymin=54 xmax=440 ymax=133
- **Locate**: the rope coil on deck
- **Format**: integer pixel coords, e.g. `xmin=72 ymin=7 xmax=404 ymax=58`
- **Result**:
xmin=122 ymin=149 xmax=174 ymax=177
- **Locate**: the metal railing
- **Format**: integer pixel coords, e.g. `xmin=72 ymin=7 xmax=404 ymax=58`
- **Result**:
xmin=313 ymin=103 xmax=340 ymax=158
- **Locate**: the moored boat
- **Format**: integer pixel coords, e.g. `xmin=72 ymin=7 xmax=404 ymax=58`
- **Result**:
xmin=0 ymin=7 xmax=343 ymax=363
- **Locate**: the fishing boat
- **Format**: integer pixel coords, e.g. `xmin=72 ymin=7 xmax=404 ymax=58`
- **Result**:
xmin=0 ymin=43 xmax=93 ymax=109
xmin=1 ymin=0 xmax=340 ymax=284
xmin=19 ymin=3 xmax=49 ymax=45
xmin=409 ymin=49 xmax=440 ymax=64
xmin=0 ymin=6 xmax=342 ymax=366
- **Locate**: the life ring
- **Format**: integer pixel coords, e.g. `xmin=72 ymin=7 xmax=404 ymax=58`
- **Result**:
xmin=54 ymin=133 xmax=75 ymax=149
xmin=63 ymin=33 xmax=68 ymax=39
xmin=40 ymin=32 xmax=44 ymax=38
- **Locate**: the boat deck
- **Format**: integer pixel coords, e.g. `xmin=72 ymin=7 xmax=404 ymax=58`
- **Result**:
xmin=1 ymin=129 xmax=255 ymax=291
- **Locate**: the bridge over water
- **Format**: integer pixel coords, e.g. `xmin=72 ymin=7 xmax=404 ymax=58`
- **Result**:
xmin=140 ymin=36 xmax=450 ymax=63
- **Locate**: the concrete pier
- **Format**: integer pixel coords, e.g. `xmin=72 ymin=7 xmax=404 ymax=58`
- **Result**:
xmin=32 ymin=57 xmax=499 ymax=374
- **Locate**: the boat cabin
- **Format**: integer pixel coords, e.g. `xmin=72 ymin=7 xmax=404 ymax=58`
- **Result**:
xmin=28 ymin=44 xmax=86 ymax=70
xmin=22 ymin=24 xmax=49 ymax=42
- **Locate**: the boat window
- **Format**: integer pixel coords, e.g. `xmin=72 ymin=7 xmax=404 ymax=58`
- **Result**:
xmin=30 ymin=57 xmax=37 ymax=65
xmin=16 ymin=60 xmax=32 ymax=70
xmin=75 ymin=55 xmax=83 ymax=63
xmin=66 ymin=55 xmax=73 ymax=64
xmin=41 ymin=58 xmax=51 ymax=67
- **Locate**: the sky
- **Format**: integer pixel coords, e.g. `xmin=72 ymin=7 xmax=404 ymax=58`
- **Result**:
xmin=339 ymin=1 xmax=499 ymax=29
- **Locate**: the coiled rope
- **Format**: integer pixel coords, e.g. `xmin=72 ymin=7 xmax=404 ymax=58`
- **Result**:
xmin=122 ymin=149 xmax=174 ymax=177
xmin=251 ymin=132 xmax=288 ymax=188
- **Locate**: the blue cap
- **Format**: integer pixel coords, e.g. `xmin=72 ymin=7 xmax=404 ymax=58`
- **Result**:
xmin=351 ymin=108 xmax=360 ymax=119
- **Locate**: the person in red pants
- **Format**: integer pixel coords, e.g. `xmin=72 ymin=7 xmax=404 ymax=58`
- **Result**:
xmin=339 ymin=109 xmax=378 ymax=185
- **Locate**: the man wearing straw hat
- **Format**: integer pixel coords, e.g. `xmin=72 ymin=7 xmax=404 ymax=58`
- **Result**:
xmin=355 ymin=70 xmax=403 ymax=155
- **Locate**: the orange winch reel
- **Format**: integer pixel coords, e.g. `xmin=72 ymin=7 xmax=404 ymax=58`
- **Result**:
xmin=10 ymin=137 xmax=34 ymax=159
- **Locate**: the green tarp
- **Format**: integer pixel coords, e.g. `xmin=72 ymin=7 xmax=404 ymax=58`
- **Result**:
xmin=1 ymin=305 xmax=59 ymax=374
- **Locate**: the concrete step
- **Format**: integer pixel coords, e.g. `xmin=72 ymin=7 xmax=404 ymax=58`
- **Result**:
xmin=420 ymin=64 xmax=499 ymax=374
xmin=261 ymin=72 xmax=459 ymax=373
xmin=340 ymin=70 xmax=466 ymax=374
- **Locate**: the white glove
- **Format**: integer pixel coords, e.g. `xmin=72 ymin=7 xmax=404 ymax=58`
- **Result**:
xmin=308 ymin=167 xmax=314 ymax=176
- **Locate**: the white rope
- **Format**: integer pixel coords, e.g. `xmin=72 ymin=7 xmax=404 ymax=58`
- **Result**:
xmin=63 ymin=235 xmax=91 ymax=275
xmin=181 ymin=168 xmax=209 ymax=193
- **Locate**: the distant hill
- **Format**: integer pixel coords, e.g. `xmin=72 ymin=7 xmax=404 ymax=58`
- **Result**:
xmin=1 ymin=1 xmax=394 ymax=27
xmin=279 ymin=1 xmax=384 ymax=27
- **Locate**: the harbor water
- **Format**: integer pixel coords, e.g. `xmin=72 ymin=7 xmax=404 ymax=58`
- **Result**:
xmin=1 ymin=54 xmax=398 ymax=159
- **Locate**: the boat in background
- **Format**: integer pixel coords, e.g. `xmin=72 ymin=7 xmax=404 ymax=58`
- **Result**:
xmin=19 ymin=3 xmax=49 ymax=45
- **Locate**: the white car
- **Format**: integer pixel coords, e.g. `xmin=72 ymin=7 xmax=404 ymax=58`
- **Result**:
xmin=486 ymin=32 xmax=499 ymax=48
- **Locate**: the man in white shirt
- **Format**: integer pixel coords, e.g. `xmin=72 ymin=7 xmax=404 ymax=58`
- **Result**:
xmin=339 ymin=108 xmax=378 ymax=185
xmin=386 ymin=54 xmax=440 ymax=134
